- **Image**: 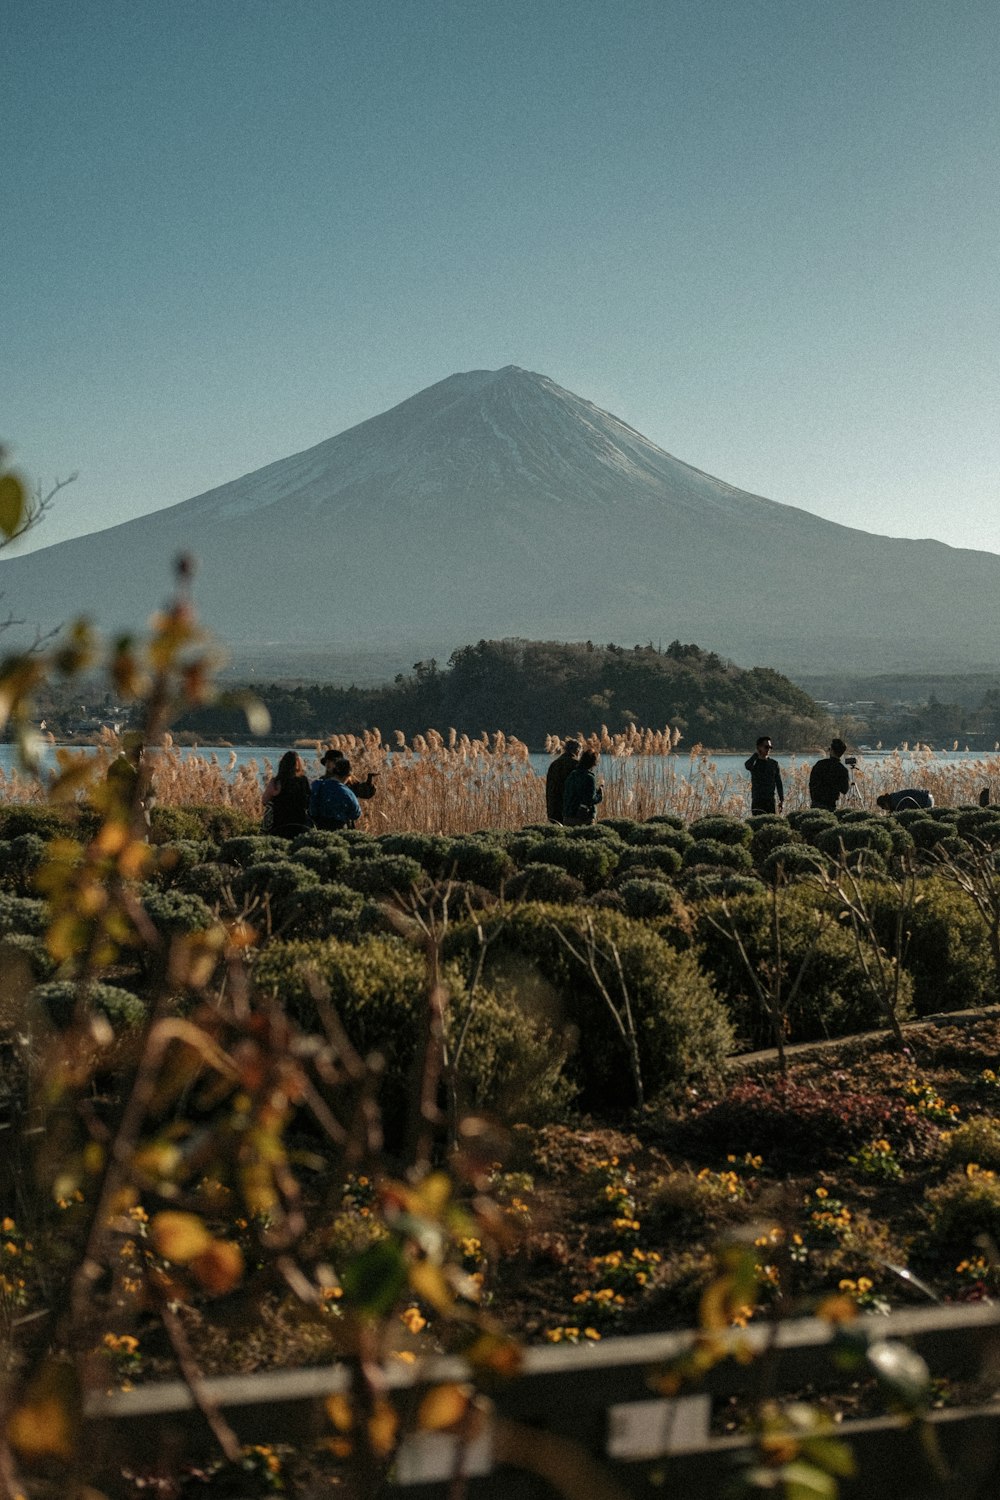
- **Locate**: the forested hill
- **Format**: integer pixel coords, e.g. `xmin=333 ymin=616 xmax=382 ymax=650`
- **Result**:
xmin=177 ymin=640 xmax=830 ymax=750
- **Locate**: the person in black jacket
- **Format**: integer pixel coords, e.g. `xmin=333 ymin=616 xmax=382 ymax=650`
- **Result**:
xmin=262 ymin=751 xmax=312 ymax=838
xmin=545 ymin=739 xmax=580 ymax=823
xmin=562 ymin=750 xmax=603 ymax=826
xmin=809 ymin=739 xmax=851 ymax=811
xmin=744 ymin=736 xmax=784 ymax=815
xmin=876 ymin=789 xmax=934 ymax=812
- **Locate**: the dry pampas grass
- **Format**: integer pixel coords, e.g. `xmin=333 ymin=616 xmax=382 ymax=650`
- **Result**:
xmin=2 ymin=727 xmax=1000 ymax=833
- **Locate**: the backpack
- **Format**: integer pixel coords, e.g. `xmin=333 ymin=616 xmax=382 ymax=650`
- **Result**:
xmin=310 ymin=777 xmax=359 ymax=828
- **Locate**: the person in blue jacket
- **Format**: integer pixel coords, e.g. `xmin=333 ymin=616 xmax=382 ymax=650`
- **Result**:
xmin=310 ymin=756 xmax=363 ymax=830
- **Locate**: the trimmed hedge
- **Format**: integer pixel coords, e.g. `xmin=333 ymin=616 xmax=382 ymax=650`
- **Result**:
xmin=695 ymin=887 xmax=915 ymax=1046
xmin=32 ymin=980 xmax=147 ymax=1033
xmin=444 ymin=902 xmax=733 ymax=1105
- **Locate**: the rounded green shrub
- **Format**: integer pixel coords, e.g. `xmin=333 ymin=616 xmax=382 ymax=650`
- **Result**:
xmin=343 ymin=854 xmax=425 ymax=898
xmin=447 ymin=839 xmax=516 ymax=892
xmin=922 ymin=1168 xmax=1000 ymax=1260
xmin=893 ymin=807 xmax=934 ymax=829
xmin=506 ymin=833 xmax=547 ymax=865
xmin=907 ymin=818 xmax=955 ymax=852
xmin=141 ymin=888 xmax=217 ymax=939
xmin=0 ymin=893 xmax=47 ymax=936
xmin=149 ymin=806 xmax=208 ymax=844
xmin=506 ymin=864 xmax=584 ymax=904
xmin=175 ymin=862 xmax=239 ymax=911
xmin=760 ymin=844 xmax=826 ymax=883
xmin=682 ymin=872 xmax=765 ymax=901
xmin=940 ymin=1117 xmax=1000 ymax=1172
xmin=185 ymin=804 xmax=259 ymax=842
xmin=955 ymin=811 xmax=1000 ymax=848
xmin=251 ymin=935 xmax=463 ymax=1136
xmin=682 ymin=839 xmax=753 ymax=872
xmin=155 ymin=840 xmax=219 ymax=885
xmin=816 ymin=822 xmax=894 ymax=862
xmin=689 ymin=815 xmax=752 ymax=848
xmin=33 ymin=980 xmax=147 ymax=1032
xmin=444 ymin=903 xmax=733 ymax=1105
xmin=233 ymin=860 xmax=321 ymax=908
xmin=379 ymin=833 xmax=456 ymax=879
xmin=289 ymin=829 xmax=350 ymax=856
xmin=524 ymin=837 xmax=619 ymax=891
xmin=218 ymin=835 xmax=292 ymax=868
xmin=600 ymin=818 xmax=644 ymax=843
xmin=0 ymin=834 xmax=48 ymax=895
xmin=0 ymin=933 xmax=57 ymax=982
xmin=863 ymin=876 xmax=991 ymax=1014
xmin=289 ymin=843 xmax=352 ymax=883
xmin=695 ymin=887 xmax=915 ymax=1046
xmin=0 ymin=806 xmax=77 ymax=841
xmin=787 ymin=809 xmax=838 ymax=841
xmin=278 ymin=883 xmax=365 ymax=940
xmin=616 ymin=845 xmax=683 ymax=879
xmin=750 ymin=821 xmax=805 ymax=864
xmin=447 ymin=978 xmax=577 ymax=1125
xmin=647 ymin=813 xmax=687 ymax=831
xmin=619 ymin=878 xmax=681 ymax=921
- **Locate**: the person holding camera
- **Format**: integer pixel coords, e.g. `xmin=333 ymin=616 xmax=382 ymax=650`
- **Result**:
xmin=809 ymin=738 xmax=852 ymax=811
xmin=744 ymin=735 xmax=784 ymax=816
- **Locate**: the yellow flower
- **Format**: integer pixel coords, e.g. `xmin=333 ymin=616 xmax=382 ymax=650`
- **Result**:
xmin=401 ymin=1306 xmax=427 ymax=1334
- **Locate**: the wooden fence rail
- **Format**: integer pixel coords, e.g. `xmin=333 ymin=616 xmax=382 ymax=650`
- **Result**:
xmin=85 ymin=1302 xmax=1000 ymax=1498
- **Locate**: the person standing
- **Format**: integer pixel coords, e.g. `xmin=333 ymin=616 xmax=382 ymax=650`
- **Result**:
xmin=262 ymin=750 xmax=312 ymax=838
xmin=744 ymin=736 xmax=784 ymax=816
xmin=809 ymin=738 xmax=851 ymax=811
xmin=106 ymin=730 xmax=152 ymax=834
xmin=545 ymin=738 xmax=580 ymax=823
xmin=562 ymin=749 xmax=603 ymax=826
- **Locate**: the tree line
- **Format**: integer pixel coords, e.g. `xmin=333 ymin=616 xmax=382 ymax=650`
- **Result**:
xmin=171 ymin=639 xmax=830 ymax=749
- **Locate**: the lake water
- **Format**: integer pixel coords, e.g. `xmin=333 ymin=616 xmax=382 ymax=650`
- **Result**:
xmin=2 ymin=742 xmax=996 ymax=789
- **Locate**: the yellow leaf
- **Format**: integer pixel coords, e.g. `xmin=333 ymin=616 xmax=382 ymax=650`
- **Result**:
xmin=408 ymin=1258 xmax=453 ymax=1314
xmin=418 ymin=1383 xmax=472 ymax=1432
xmin=6 ymin=1359 xmax=80 ymax=1461
xmin=412 ymin=1171 xmax=451 ymax=1218
xmin=150 ymin=1211 xmax=211 ymax=1263
xmin=326 ymin=1392 xmax=353 ymax=1433
xmin=190 ymin=1240 xmax=244 ymax=1295
xmin=367 ymin=1397 xmax=398 ymax=1458
xmin=0 ymin=472 xmax=26 ymax=539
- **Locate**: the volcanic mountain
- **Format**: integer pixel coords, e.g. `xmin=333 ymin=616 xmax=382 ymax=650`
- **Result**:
xmin=2 ymin=366 xmax=996 ymax=672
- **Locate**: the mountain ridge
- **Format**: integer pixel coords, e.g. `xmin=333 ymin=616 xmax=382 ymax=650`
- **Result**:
xmin=1 ymin=366 xmax=995 ymax=673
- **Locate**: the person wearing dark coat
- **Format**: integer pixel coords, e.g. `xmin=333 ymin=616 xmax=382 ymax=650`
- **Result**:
xmin=262 ymin=751 xmax=312 ymax=838
xmin=744 ymin=736 xmax=784 ymax=816
xmin=545 ymin=739 xmax=580 ymax=823
xmin=562 ymin=749 xmax=603 ymax=825
xmin=809 ymin=739 xmax=851 ymax=811
xmin=876 ymin=789 xmax=934 ymax=813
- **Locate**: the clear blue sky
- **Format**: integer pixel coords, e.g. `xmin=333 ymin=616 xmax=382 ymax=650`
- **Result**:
xmin=5 ymin=0 xmax=998 ymax=554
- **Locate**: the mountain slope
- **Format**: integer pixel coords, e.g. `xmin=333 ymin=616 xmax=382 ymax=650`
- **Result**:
xmin=1 ymin=366 xmax=995 ymax=672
